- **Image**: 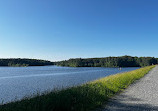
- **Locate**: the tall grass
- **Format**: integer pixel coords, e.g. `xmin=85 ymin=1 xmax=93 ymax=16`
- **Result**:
xmin=0 ymin=65 xmax=155 ymax=111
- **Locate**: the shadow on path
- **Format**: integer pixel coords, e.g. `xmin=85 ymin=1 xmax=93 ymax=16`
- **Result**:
xmin=100 ymin=94 xmax=158 ymax=111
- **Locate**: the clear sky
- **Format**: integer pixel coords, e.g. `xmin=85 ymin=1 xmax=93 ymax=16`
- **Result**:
xmin=0 ymin=0 xmax=158 ymax=61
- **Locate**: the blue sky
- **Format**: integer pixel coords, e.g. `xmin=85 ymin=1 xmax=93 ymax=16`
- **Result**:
xmin=0 ymin=0 xmax=158 ymax=61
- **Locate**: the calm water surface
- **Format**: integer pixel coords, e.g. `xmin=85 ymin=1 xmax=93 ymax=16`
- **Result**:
xmin=0 ymin=66 xmax=139 ymax=103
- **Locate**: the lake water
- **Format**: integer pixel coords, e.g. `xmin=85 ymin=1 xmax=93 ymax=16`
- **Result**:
xmin=0 ymin=66 xmax=139 ymax=104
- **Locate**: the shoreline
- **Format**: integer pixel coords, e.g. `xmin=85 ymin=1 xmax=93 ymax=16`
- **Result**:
xmin=0 ymin=65 xmax=155 ymax=111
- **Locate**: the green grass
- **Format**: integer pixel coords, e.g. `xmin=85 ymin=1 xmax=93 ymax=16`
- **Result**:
xmin=0 ymin=65 xmax=155 ymax=111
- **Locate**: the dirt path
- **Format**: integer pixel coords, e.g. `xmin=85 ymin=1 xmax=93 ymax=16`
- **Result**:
xmin=100 ymin=66 xmax=158 ymax=111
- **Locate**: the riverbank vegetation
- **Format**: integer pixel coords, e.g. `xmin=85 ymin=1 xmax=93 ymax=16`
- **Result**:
xmin=0 ymin=59 xmax=54 ymax=66
xmin=56 ymin=55 xmax=158 ymax=67
xmin=8 ymin=62 xmax=29 ymax=67
xmin=0 ymin=56 xmax=157 ymax=67
xmin=0 ymin=65 xmax=155 ymax=111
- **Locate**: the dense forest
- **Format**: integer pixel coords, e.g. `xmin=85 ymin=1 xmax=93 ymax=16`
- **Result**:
xmin=56 ymin=56 xmax=158 ymax=67
xmin=0 ymin=58 xmax=54 ymax=66
xmin=1 ymin=56 xmax=157 ymax=67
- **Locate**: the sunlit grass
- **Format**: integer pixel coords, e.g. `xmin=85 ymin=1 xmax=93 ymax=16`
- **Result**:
xmin=0 ymin=65 xmax=155 ymax=111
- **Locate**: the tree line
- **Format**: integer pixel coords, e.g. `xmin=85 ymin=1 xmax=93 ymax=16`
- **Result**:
xmin=0 ymin=58 xmax=54 ymax=66
xmin=56 ymin=56 xmax=158 ymax=67
xmin=0 ymin=56 xmax=157 ymax=67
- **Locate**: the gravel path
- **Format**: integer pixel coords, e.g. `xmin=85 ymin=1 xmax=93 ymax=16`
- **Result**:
xmin=100 ymin=66 xmax=158 ymax=111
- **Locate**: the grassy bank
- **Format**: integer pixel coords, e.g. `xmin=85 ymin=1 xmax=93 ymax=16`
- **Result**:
xmin=0 ymin=66 xmax=155 ymax=111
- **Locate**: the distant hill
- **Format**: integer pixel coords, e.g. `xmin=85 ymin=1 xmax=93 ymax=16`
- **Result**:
xmin=55 ymin=56 xmax=158 ymax=67
xmin=0 ymin=58 xmax=54 ymax=66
